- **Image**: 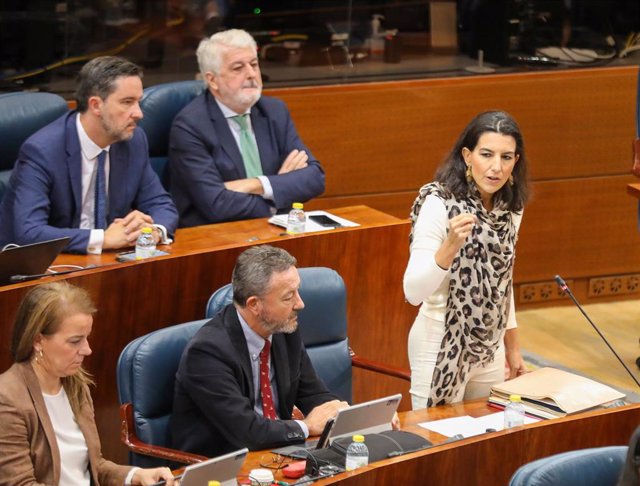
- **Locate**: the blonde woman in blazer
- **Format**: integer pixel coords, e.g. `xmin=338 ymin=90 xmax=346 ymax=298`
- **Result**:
xmin=0 ymin=282 xmax=175 ymax=486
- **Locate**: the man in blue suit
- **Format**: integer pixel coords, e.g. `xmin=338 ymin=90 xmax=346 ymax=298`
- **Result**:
xmin=0 ymin=56 xmax=178 ymax=254
xmin=168 ymin=29 xmax=325 ymax=227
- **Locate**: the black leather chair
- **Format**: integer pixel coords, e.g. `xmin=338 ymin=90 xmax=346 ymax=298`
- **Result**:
xmin=137 ymin=80 xmax=204 ymax=188
xmin=0 ymin=92 xmax=68 ymax=202
xmin=205 ymin=267 xmax=410 ymax=403
xmin=116 ymin=319 xmax=210 ymax=467
xmin=509 ymin=446 xmax=627 ymax=486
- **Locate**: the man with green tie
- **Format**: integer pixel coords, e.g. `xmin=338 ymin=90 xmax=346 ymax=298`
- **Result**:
xmin=169 ymin=29 xmax=325 ymax=227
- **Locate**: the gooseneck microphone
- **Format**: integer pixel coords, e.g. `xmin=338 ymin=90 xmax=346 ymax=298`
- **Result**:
xmin=10 ymin=265 xmax=97 ymax=283
xmin=554 ymin=275 xmax=640 ymax=388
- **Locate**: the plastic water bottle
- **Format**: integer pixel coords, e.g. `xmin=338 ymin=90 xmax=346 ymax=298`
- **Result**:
xmin=504 ymin=394 xmax=526 ymax=428
xmin=135 ymin=227 xmax=156 ymax=260
xmin=286 ymin=202 xmax=306 ymax=235
xmin=345 ymin=434 xmax=369 ymax=471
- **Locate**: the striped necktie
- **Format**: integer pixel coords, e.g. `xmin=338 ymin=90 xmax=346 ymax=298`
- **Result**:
xmin=232 ymin=114 xmax=263 ymax=178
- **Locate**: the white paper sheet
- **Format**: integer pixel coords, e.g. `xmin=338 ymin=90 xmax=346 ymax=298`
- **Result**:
xmin=268 ymin=210 xmax=359 ymax=233
xmin=419 ymin=412 xmax=540 ymax=438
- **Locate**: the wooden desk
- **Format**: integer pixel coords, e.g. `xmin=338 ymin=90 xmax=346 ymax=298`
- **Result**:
xmin=241 ymin=400 xmax=640 ymax=485
xmin=628 ymin=183 xmax=640 ymax=199
xmin=0 ymin=206 xmax=416 ymax=462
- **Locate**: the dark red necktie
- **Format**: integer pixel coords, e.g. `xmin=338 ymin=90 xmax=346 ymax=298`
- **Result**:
xmin=259 ymin=339 xmax=277 ymax=419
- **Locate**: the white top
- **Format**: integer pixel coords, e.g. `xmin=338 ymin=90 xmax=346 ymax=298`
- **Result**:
xmin=403 ymin=194 xmax=521 ymax=328
xmin=42 ymin=387 xmax=90 ymax=486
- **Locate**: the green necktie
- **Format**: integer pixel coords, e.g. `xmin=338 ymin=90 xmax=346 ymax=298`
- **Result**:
xmin=232 ymin=114 xmax=263 ymax=178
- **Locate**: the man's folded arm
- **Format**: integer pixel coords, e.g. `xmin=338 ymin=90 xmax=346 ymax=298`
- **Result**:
xmin=169 ymin=124 xmax=273 ymax=223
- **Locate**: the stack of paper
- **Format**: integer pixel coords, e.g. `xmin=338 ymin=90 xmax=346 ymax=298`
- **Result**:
xmin=489 ymin=367 xmax=626 ymax=419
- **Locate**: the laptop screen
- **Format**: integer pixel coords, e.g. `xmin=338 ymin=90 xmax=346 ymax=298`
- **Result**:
xmin=0 ymin=237 xmax=69 ymax=286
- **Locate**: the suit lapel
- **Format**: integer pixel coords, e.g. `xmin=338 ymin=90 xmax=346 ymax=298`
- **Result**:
xmin=225 ymin=307 xmax=256 ymax=404
xmin=75 ymin=394 xmax=101 ymax=483
xmin=19 ymin=362 xmax=61 ymax=485
xmin=66 ymin=113 xmax=83 ymax=226
xmin=271 ymin=333 xmax=291 ymax=419
xmin=205 ymin=93 xmax=246 ymax=177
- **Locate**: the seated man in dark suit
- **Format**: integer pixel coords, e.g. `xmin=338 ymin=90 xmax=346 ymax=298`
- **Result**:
xmin=168 ymin=29 xmax=325 ymax=227
xmin=171 ymin=245 xmax=347 ymax=457
xmin=0 ymin=56 xmax=178 ymax=254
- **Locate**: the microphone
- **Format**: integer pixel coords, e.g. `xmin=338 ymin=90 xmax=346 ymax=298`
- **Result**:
xmin=554 ymin=275 xmax=640 ymax=388
xmin=10 ymin=265 xmax=96 ymax=283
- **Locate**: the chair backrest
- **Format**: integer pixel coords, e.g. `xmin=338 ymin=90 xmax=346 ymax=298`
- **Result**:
xmin=117 ymin=319 xmax=209 ymax=467
xmin=206 ymin=267 xmax=353 ymax=403
xmin=0 ymin=92 xmax=68 ymax=201
xmin=138 ymin=80 xmax=204 ymax=188
xmin=509 ymin=446 xmax=627 ymax=486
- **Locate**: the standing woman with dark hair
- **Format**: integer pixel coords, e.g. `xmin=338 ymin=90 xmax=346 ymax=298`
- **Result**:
xmin=404 ymin=111 xmax=530 ymax=409
xmin=0 ymin=282 xmax=174 ymax=486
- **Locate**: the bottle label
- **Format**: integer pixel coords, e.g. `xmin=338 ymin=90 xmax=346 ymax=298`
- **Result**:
xmin=345 ymin=456 xmax=368 ymax=471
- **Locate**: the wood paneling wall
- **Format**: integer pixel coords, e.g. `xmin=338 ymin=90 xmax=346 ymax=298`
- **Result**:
xmin=266 ymin=66 xmax=640 ymax=305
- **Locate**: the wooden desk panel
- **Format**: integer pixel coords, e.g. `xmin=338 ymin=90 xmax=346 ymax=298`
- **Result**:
xmin=515 ymin=175 xmax=640 ymax=283
xmin=271 ymin=66 xmax=637 ymax=198
xmin=0 ymin=206 xmax=416 ymax=463
xmin=268 ymin=68 xmax=640 ymax=307
xmin=241 ymin=400 xmax=640 ymax=485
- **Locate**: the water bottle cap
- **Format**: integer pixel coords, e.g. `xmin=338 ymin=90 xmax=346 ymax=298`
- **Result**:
xmin=352 ymin=434 xmax=365 ymax=442
xmin=509 ymin=394 xmax=522 ymax=402
xmin=292 ymin=202 xmax=304 ymax=209
xmin=141 ymin=227 xmax=153 ymax=233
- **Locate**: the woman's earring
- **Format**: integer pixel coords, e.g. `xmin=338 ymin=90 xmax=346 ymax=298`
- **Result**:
xmin=34 ymin=348 xmax=43 ymax=364
xmin=508 ymin=174 xmax=514 ymax=187
xmin=465 ymin=165 xmax=473 ymax=183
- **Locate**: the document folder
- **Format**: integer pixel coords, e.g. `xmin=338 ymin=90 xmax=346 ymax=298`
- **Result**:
xmin=489 ymin=367 xmax=625 ymax=419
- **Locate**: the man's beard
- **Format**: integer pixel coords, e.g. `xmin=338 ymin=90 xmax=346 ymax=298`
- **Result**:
xmin=260 ymin=310 xmax=298 ymax=335
xmin=100 ymin=113 xmax=135 ymax=142
xmin=224 ymin=83 xmax=262 ymax=109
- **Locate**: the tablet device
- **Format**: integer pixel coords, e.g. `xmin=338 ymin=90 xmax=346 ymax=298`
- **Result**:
xmin=272 ymin=394 xmax=402 ymax=457
xmin=180 ymin=448 xmax=248 ymax=486
xmin=324 ymin=393 xmax=401 ymax=445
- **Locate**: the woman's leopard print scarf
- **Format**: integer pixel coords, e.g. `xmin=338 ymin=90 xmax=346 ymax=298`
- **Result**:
xmin=410 ymin=182 xmax=518 ymax=407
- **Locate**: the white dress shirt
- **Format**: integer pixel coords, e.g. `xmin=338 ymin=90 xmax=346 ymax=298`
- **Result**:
xmin=76 ymin=115 xmax=110 ymax=254
xmin=236 ymin=309 xmax=309 ymax=437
